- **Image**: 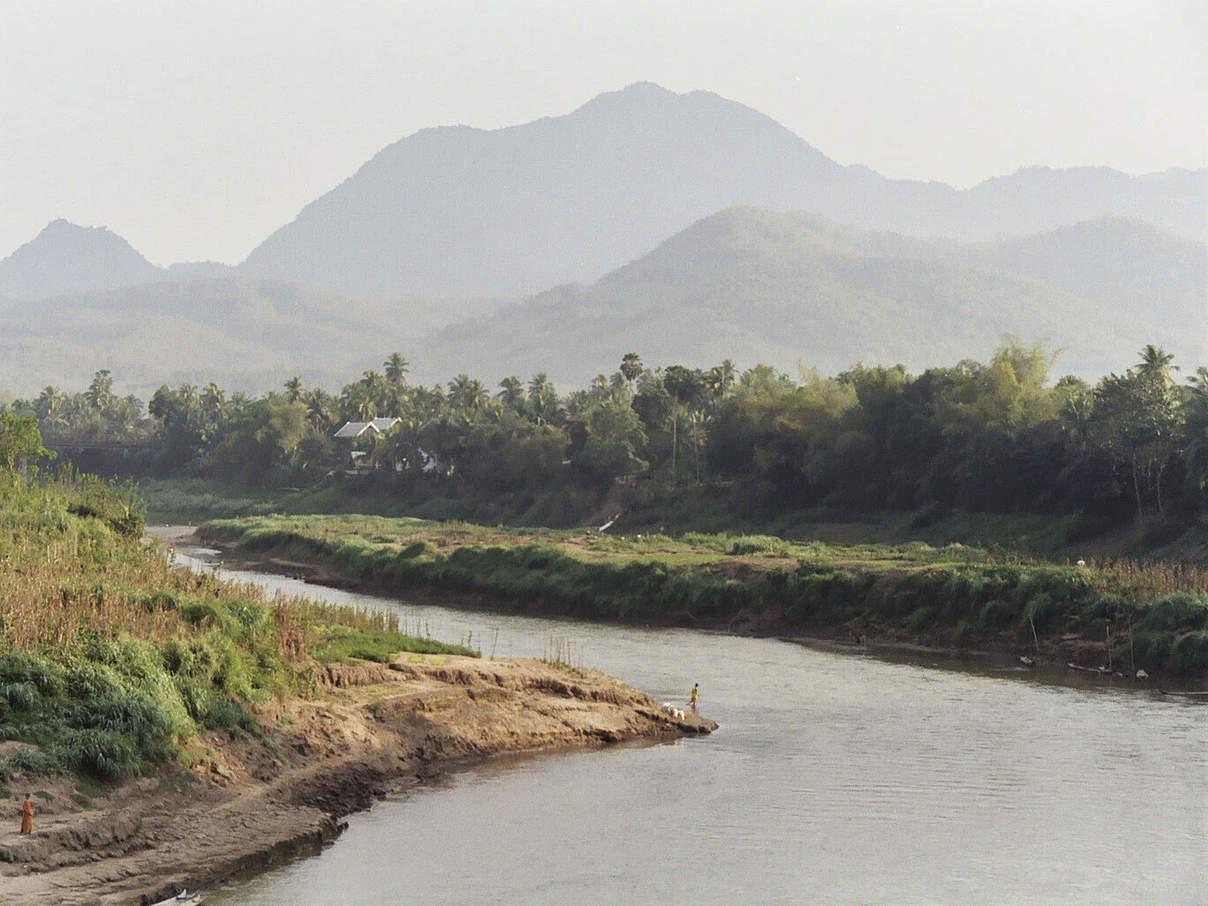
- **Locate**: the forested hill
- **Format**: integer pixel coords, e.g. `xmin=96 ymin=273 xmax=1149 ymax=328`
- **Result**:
xmin=963 ymin=217 xmax=1208 ymax=324
xmin=2 ymin=210 xmax=1200 ymax=397
xmin=0 ymin=279 xmax=496 ymax=397
xmin=239 ymin=82 xmax=1207 ymax=297
xmin=409 ymin=208 xmax=1203 ymax=386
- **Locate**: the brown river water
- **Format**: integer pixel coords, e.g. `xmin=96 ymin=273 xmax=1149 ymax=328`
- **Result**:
xmin=165 ymin=539 xmax=1206 ymax=905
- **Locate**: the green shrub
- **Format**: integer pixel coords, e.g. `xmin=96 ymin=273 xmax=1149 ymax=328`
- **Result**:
xmin=978 ymin=599 xmax=1017 ymax=630
xmin=56 ymin=728 xmax=142 ymax=780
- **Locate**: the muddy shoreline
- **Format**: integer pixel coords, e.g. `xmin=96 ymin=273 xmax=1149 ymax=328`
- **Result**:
xmin=0 ymin=648 xmax=714 ymax=905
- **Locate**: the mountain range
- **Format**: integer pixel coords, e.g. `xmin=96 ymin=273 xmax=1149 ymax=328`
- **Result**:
xmin=410 ymin=209 xmax=1206 ymax=385
xmin=0 ymin=210 xmax=1201 ymax=397
xmin=241 ymin=82 xmax=1207 ymax=298
xmin=0 ymin=82 xmax=1203 ymax=397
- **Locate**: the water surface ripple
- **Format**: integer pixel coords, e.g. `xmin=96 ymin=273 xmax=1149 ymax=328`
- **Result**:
xmin=177 ymin=546 xmax=1206 ymax=904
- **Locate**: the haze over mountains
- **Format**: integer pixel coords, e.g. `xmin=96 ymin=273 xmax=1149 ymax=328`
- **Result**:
xmin=240 ymin=82 xmax=1207 ymax=298
xmin=0 ymin=220 xmax=236 ymax=302
xmin=1 ymin=82 xmax=1203 ymax=396
xmin=413 ymin=208 xmax=1206 ymax=385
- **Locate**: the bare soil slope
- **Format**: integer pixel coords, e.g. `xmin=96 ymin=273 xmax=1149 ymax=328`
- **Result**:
xmin=0 ymin=655 xmax=713 ymax=905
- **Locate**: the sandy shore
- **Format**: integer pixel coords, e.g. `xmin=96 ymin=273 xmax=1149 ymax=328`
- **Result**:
xmin=0 ymin=655 xmax=714 ymax=905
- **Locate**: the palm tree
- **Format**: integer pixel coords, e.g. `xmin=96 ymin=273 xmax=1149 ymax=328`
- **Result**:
xmin=663 ymin=365 xmax=703 ymax=481
xmin=202 ymin=382 xmax=225 ymax=411
xmin=448 ymin=374 xmax=488 ymax=414
xmin=383 ymin=353 xmax=409 ymax=385
xmin=34 ymin=386 xmax=64 ymax=421
xmin=284 ymin=376 xmax=304 ymax=403
xmin=704 ymin=359 xmax=736 ymax=402
xmin=619 ymin=353 xmax=643 ymax=385
xmin=304 ymin=388 xmax=332 ymax=429
xmin=85 ymin=369 xmax=114 ymax=412
xmin=1186 ymin=365 xmax=1208 ymax=395
xmin=497 ymin=376 xmax=524 ymax=410
xmin=527 ymin=373 xmax=559 ymax=425
xmin=1136 ymin=344 xmax=1178 ymax=386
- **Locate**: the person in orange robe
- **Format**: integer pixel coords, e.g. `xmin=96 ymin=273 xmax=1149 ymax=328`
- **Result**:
xmin=19 ymin=793 xmax=34 ymax=834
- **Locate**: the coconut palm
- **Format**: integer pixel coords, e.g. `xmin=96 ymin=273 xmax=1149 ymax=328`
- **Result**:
xmin=497 ymin=376 xmax=524 ymax=410
xmin=448 ymin=374 xmax=489 ymax=414
xmin=1136 ymin=344 xmax=1178 ymax=385
xmin=383 ymin=353 xmax=409 ymax=385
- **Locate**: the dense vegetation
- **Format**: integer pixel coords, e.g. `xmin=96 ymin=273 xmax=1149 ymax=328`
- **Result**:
xmin=0 ymin=447 xmax=474 ymax=783
xmin=199 ymin=515 xmax=1208 ymax=679
xmin=7 ymin=341 xmax=1207 ymax=550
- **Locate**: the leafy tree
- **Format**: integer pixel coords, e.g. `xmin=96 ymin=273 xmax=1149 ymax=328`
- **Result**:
xmin=0 ymin=413 xmax=50 ymax=475
xmin=574 ymin=399 xmax=648 ymax=483
xmin=1090 ymin=356 xmax=1182 ymax=515
xmin=1180 ymin=367 xmax=1208 ymax=498
xmin=457 ymin=412 xmax=567 ymax=492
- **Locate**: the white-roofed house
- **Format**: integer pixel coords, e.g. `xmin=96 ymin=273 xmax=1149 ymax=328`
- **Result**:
xmin=332 ymin=418 xmax=402 ymax=472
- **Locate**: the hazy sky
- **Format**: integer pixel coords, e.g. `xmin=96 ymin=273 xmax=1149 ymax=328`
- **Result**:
xmin=2 ymin=0 xmax=1204 ymax=266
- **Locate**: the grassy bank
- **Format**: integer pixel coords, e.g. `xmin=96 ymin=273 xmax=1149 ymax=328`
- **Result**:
xmin=199 ymin=515 xmax=1208 ymax=681
xmin=143 ymin=476 xmax=1208 ymax=562
xmin=0 ymin=473 xmax=475 ymax=784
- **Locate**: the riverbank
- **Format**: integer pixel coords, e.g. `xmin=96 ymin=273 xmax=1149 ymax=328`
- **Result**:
xmin=0 ymin=654 xmax=713 ymax=905
xmin=196 ymin=516 xmax=1208 ymax=685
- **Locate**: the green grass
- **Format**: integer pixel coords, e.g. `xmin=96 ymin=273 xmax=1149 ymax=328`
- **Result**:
xmin=0 ymin=470 xmax=477 ymax=782
xmin=200 ymin=513 xmax=1208 ymax=679
xmin=309 ymin=628 xmax=478 ymax=664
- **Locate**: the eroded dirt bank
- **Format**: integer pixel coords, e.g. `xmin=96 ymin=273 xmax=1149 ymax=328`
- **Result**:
xmin=0 ymin=656 xmax=714 ymax=905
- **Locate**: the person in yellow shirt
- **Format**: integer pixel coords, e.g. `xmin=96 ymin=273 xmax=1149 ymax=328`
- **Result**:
xmin=689 ymin=683 xmax=699 ymax=712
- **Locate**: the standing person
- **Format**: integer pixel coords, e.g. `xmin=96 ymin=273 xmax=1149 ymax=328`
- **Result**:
xmin=19 ymin=793 xmax=34 ymax=834
xmin=690 ymin=683 xmax=699 ymax=712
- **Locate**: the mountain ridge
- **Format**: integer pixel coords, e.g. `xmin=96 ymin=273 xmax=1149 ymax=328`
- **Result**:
xmin=406 ymin=208 xmax=1206 ymax=386
xmin=238 ymin=82 xmax=1207 ymax=297
xmin=0 ymin=210 xmax=1201 ymax=397
xmin=4 ymin=83 xmax=1204 ymax=301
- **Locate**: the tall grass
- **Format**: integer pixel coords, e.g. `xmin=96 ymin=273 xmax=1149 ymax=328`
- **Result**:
xmin=0 ymin=473 xmax=475 ymax=781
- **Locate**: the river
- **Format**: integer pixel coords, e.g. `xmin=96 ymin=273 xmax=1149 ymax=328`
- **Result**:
xmin=168 ymin=540 xmax=1206 ymax=904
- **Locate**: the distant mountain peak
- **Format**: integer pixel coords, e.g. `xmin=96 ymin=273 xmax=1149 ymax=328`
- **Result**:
xmin=239 ymin=84 xmax=1208 ymax=297
xmin=576 ymin=81 xmax=677 ymax=106
xmin=0 ymin=219 xmax=161 ymax=301
xmin=34 ymin=218 xmax=114 ymax=240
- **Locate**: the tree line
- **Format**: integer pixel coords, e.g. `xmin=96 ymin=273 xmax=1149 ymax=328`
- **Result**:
xmin=4 ymin=341 xmax=1206 ymax=525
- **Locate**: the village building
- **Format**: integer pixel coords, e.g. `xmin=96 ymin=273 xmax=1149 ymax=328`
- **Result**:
xmin=332 ymin=418 xmax=402 ymax=473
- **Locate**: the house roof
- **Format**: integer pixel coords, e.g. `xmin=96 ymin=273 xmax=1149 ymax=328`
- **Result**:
xmin=333 ymin=417 xmax=402 ymax=439
xmin=333 ymin=421 xmax=373 ymax=439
